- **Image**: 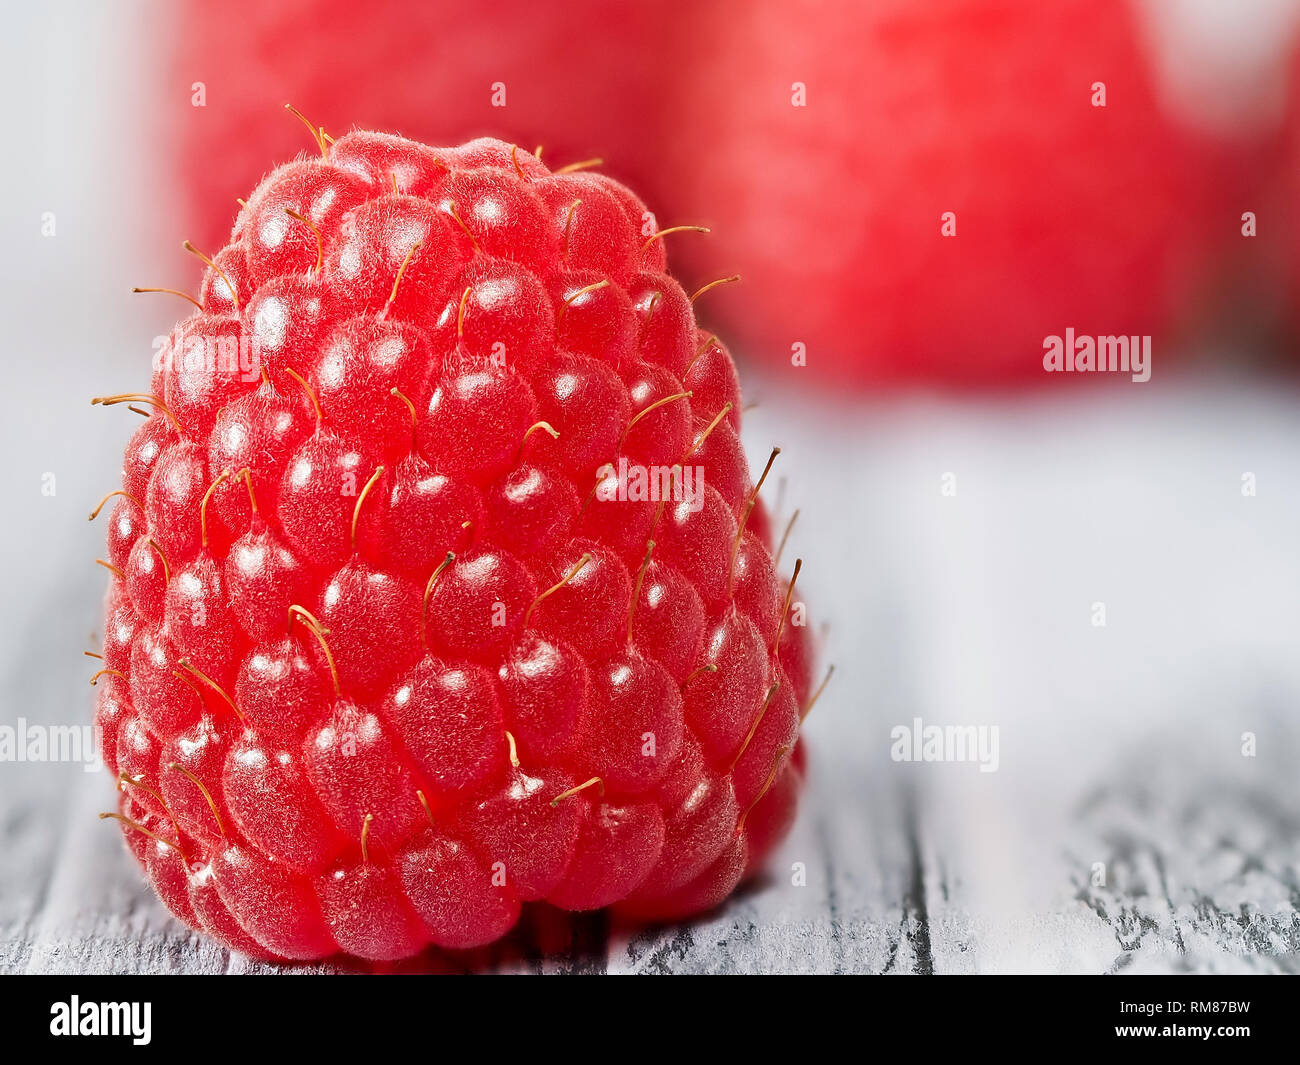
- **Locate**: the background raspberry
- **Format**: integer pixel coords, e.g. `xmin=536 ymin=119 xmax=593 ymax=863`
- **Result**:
xmin=164 ymin=0 xmax=1246 ymax=388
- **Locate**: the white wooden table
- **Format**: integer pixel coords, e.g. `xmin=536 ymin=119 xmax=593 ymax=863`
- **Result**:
xmin=4 ymin=378 xmax=1298 ymax=974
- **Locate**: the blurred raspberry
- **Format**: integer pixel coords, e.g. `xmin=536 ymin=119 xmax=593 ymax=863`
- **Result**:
xmin=165 ymin=0 xmax=673 ymax=252
xmin=657 ymin=0 xmax=1224 ymax=386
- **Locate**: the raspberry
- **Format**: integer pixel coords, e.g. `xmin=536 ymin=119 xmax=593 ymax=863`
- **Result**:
xmin=658 ymin=0 xmax=1223 ymax=386
xmin=165 ymin=3 xmax=676 ymax=254
xmin=94 ymin=128 xmax=819 ymax=961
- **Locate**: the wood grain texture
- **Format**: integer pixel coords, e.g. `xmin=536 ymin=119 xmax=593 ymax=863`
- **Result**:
xmin=8 ymin=728 xmax=1295 ymax=974
xmin=6 ymin=385 xmax=1300 ymax=973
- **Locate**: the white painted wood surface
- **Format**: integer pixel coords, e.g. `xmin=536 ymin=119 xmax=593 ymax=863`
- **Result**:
xmin=4 ymin=380 xmax=1299 ymax=974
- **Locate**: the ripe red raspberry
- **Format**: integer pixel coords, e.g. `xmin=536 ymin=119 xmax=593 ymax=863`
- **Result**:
xmin=94 ymin=129 xmax=819 ymax=961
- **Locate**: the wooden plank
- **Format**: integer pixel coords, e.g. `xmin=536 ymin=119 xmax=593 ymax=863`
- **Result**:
xmin=8 ymin=386 xmax=1300 ymax=972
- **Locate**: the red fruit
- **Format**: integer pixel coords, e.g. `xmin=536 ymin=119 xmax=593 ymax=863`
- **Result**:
xmin=433 ymin=258 xmax=557 ymax=377
xmin=547 ymin=801 xmax=665 ymax=911
xmin=212 ymin=844 xmax=338 ymax=960
xmin=382 ymin=657 xmax=508 ymax=797
xmin=660 ymin=0 xmax=1220 ymax=386
xmin=164 ymin=2 xmax=677 ymax=253
xmin=399 ymin=829 xmax=521 ymax=950
xmin=628 ymin=561 xmax=707 ymax=685
xmin=456 ymin=764 xmax=583 ymax=900
xmin=146 ymin=835 xmax=199 ymax=928
xmin=316 ymin=860 xmax=426 ymax=961
xmin=244 ymin=273 xmax=341 ymax=380
xmin=98 ymin=132 xmax=813 ymax=961
xmin=233 ymin=636 xmax=328 ymax=742
xmin=497 ymin=633 xmax=588 ymax=763
xmin=223 ymin=734 xmax=344 ymax=873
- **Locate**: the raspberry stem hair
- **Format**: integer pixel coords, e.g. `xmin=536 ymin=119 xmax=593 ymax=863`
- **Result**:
xmin=683 ymin=402 xmax=733 ymax=460
xmin=88 ymin=489 xmax=141 ymax=521
xmin=284 ymin=103 xmax=328 ymax=158
xmin=98 ymin=812 xmax=189 ymax=864
xmin=524 ymin=552 xmax=592 ymax=628
xmin=200 ymin=469 xmax=230 ymax=550
xmin=689 ymin=275 xmax=740 ymax=304
xmin=178 ymin=658 xmax=243 ymax=721
xmin=387 ymin=241 xmax=423 ymax=305
xmin=640 ymin=225 xmax=709 ymax=252
xmin=681 ymin=663 xmax=717 ymax=690
xmin=416 ymin=790 xmax=435 ymax=827
xmin=728 ymin=679 xmax=780 ymax=772
xmin=802 ymin=664 xmax=835 ymax=721
xmin=288 ymin=605 xmax=341 ymax=696
xmin=146 ymin=538 xmax=170 ymax=585
xmin=118 ymin=772 xmax=176 ymax=828
xmin=771 ymin=558 xmax=803 ymax=657
xmin=456 ymin=285 xmax=472 ymax=337
xmin=683 ymin=334 xmax=719 ymax=379
xmin=360 ymin=812 xmax=374 ymax=863
xmin=283 ymin=367 xmax=323 ymax=427
xmin=389 ymin=387 xmax=419 ymax=450
xmin=421 ymin=552 xmax=456 ymax=651
xmin=171 ymin=668 xmax=205 ymax=702
xmin=620 ymin=391 xmax=692 ymax=451
xmin=351 ymin=466 xmax=385 ymax=550
xmin=559 ymin=278 xmax=609 ymax=320
xmin=91 ymin=393 xmax=182 ymax=433
xmin=284 ymin=208 xmax=323 ymax=274
xmin=554 ymin=157 xmax=603 ymax=174
xmin=736 ymin=743 xmax=791 ymax=835
xmin=727 ymin=446 xmax=780 ymax=593
xmin=549 ymin=775 xmax=602 ymax=807
xmin=444 ymin=202 xmax=480 ymax=252
xmin=237 ymin=467 xmax=259 ymax=515
xmin=131 ymin=286 xmax=203 ymax=311
xmin=627 ymin=539 xmax=655 ymax=644
xmin=562 ymin=199 xmax=581 ymax=261
xmin=183 ymin=240 xmax=240 ymax=311
xmin=168 ymin=761 xmax=228 ymax=841
xmin=518 ymin=420 xmax=559 ymax=457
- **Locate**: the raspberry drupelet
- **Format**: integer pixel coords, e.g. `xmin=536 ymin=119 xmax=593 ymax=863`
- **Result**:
xmin=93 ymin=126 xmax=820 ymax=961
